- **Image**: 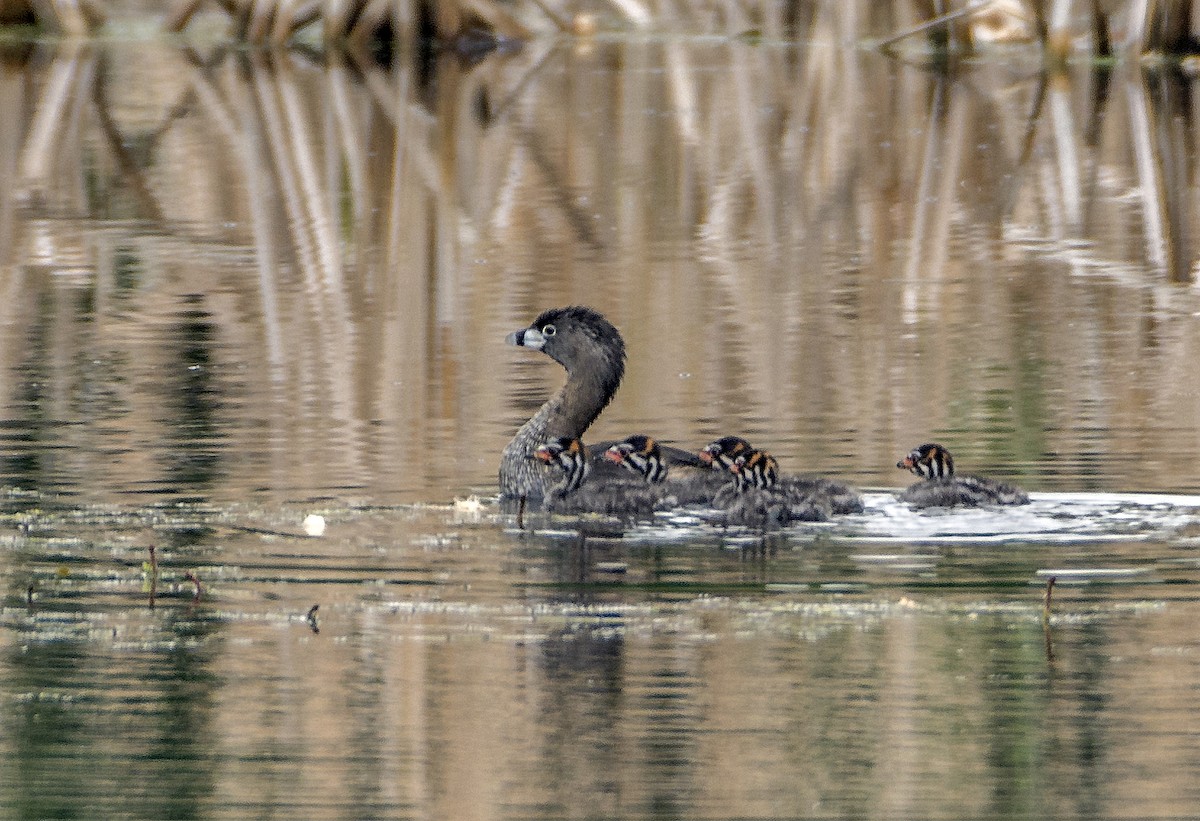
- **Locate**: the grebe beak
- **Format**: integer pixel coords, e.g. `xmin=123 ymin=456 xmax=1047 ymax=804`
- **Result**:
xmin=604 ymin=448 xmax=625 ymax=464
xmin=897 ymin=456 xmax=914 ymax=470
xmin=506 ymin=327 xmax=546 ymax=350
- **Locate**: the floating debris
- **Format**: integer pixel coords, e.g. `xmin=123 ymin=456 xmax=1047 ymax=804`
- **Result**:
xmin=453 ymin=496 xmax=483 ymax=514
xmin=303 ymin=514 xmax=327 ymax=537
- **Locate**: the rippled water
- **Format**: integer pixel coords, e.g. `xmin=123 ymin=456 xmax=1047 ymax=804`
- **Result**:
xmin=5 ymin=489 xmax=1200 ymax=818
xmin=3 ymin=15 xmax=1200 ymax=820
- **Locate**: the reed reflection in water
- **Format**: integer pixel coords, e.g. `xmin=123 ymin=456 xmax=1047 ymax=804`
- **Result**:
xmin=2 ymin=28 xmax=1200 ymax=820
xmin=1 ymin=37 xmax=1200 ymax=502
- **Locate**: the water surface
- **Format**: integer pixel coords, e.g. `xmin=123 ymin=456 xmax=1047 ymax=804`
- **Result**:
xmin=2 ymin=24 xmax=1200 ymax=820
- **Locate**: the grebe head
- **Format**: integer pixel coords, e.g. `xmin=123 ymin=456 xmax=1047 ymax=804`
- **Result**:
xmin=699 ymin=436 xmax=753 ymax=472
xmin=730 ymin=449 xmax=779 ymax=491
xmin=535 ymin=436 xmax=591 ymax=495
xmin=604 ymin=434 xmax=667 ymax=483
xmin=506 ymin=306 xmax=626 ymax=384
xmin=897 ymin=443 xmax=954 ymax=480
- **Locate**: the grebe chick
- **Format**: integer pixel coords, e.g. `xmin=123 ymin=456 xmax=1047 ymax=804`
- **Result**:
xmin=605 ymin=434 xmax=667 ymax=482
xmin=896 ymin=443 xmax=1029 ymax=508
xmin=699 ymin=436 xmax=753 ymax=473
xmin=604 ymin=434 xmax=732 ymax=505
xmin=730 ymin=449 xmax=778 ymax=491
xmin=713 ymin=448 xmax=830 ymax=525
xmin=500 ymin=307 xmax=626 ymax=501
xmin=703 ymin=437 xmax=864 ymax=517
xmin=535 ymin=437 xmax=591 ymax=497
xmin=536 ymin=436 xmax=666 ymax=516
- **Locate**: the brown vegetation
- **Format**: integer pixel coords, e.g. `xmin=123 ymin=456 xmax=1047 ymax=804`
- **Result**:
xmin=0 ymin=0 xmax=106 ymax=34
xmin=3 ymin=2 xmax=1200 ymax=58
xmin=164 ymin=0 xmax=532 ymax=47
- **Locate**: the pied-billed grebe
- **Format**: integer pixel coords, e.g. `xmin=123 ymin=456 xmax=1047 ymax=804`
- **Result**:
xmin=536 ymin=436 xmax=665 ymax=515
xmin=603 ymin=434 xmax=733 ymax=506
xmin=604 ymin=434 xmax=667 ymax=482
xmin=896 ymin=443 xmax=1029 ymax=508
xmin=722 ymin=441 xmax=864 ymax=515
xmin=712 ymin=447 xmax=826 ymax=524
xmin=698 ymin=436 xmax=753 ymax=472
xmin=535 ymin=437 xmax=591 ymax=496
xmin=730 ymin=448 xmax=778 ymax=491
xmin=500 ymin=307 xmax=626 ymax=501
xmin=704 ymin=441 xmax=865 ymax=527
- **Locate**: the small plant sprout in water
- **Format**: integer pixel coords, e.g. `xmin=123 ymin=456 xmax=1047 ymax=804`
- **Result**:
xmin=306 ymin=604 xmax=320 ymax=634
xmin=1042 ymin=576 xmax=1057 ymax=662
xmin=303 ymin=514 xmax=326 ymax=537
xmin=145 ymin=544 xmax=159 ymax=608
xmin=184 ymin=571 xmax=202 ymax=604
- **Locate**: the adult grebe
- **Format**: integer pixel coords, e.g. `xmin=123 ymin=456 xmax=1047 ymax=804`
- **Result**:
xmin=499 ymin=307 xmax=626 ymax=501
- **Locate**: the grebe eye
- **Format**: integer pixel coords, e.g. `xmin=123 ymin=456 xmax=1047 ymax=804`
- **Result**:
xmin=542 ymin=324 xmax=556 ymax=337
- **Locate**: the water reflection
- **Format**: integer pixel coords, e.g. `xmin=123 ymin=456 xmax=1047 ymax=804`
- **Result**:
xmin=158 ymin=296 xmax=226 ymax=495
xmin=2 ymin=27 xmax=1200 ymax=821
xmin=4 ymin=614 xmax=221 ymax=818
xmin=2 ymin=493 xmax=1200 ymax=818
xmin=0 ymin=39 xmax=1199 ymax=502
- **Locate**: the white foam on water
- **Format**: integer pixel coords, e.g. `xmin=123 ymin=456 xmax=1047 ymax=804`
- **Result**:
xmin=597 ymin=491 xmax=1200 ymax=546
